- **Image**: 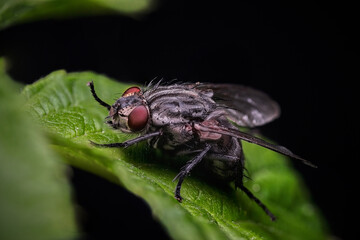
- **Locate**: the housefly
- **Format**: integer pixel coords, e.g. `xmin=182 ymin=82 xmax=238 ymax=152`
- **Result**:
xmin=87 ymin=80 xmax=316 ymax=221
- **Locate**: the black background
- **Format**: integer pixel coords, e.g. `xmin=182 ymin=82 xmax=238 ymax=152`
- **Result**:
xmin=0 ymin=1 xmax=357 ymax=239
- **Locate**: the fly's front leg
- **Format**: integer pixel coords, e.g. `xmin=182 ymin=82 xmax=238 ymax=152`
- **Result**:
xmin=90 ymin=131 xmax=161 ymax=148
xmin=172 ymin=144 xmax=212 ymax=202
xmin=87 ymin=81 xmax=111 ymax=110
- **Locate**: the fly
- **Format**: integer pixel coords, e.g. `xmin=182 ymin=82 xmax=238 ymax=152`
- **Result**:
xmin=87 ymin=80 xmax=316 ymax=221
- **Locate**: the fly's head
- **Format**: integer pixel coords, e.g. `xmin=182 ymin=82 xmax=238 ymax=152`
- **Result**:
xmin=108 ymin=86 xmax=150 ymax=133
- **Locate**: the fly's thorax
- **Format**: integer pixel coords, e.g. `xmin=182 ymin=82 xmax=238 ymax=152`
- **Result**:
xmin=143 ymin=84 xmax=216 ymax=127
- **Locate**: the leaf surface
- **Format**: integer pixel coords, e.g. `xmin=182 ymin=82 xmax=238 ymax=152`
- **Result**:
xmin=0 ymin=0 xmax=154 ymax=30
xmin=0 ymin=59 xmax=78 ymax=240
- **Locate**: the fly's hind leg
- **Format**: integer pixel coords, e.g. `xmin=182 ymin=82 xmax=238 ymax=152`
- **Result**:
xmin=173 ymin=144 xmax=211 ymax=202
xmin=235 ymin=151 xmax=276 ymax=221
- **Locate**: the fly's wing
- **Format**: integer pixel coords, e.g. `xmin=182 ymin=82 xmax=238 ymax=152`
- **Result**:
xmin=197 ymin=84 xmax=281 ymax=127
xmin=194 ymin=122 xmax=317 ymax=168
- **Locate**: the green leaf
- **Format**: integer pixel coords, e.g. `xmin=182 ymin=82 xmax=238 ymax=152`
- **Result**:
xmin=0 ymin=59 xmax=78 ymax=239
xmin=21 ymin=69 xmax=329 ymax=240
xmin=0 ymin=0 xmax=155 ymax=30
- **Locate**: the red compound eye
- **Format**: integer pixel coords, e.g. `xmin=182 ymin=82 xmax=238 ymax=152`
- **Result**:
xmin=122 ymin=86 xmax=141 ymax=97
xmin=128 ymin=105 xmax=149 ymax=131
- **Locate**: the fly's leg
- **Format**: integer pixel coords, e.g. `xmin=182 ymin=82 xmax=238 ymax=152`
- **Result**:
xmin=235 ymin=151 xmax=276 ymax=221
xmin=172 ymin=144 xmax=212 ymax=202
xmin=90 ymin=131 xmax=161 ymax=148
xmin=87 ymin=81 xmax=111 ymax=110
xmin=238 ymin=185 xmax=276 ymax=221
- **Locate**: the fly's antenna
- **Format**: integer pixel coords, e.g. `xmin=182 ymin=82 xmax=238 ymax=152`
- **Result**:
xmin=87 ymin=81 xmax=111 ymax=110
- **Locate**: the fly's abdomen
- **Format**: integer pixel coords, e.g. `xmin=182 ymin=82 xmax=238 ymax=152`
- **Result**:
xmin=204 ymin=135 xmax=242 ymax=181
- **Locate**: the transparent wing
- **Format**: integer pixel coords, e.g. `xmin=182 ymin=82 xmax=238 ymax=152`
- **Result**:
xmin=194 ymin=121 xmax=317 ymax=168
xmin=197 ymin=84 xmax=281 ymax=127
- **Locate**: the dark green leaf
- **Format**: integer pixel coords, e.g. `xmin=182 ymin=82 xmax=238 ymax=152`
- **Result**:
xmin=21 ymin=69 xmax=329 ymax=240
xmin=0 ymin=0 xmax=155 ymax=30
xmin=0 ymin=59 xmax=78 ymax=239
